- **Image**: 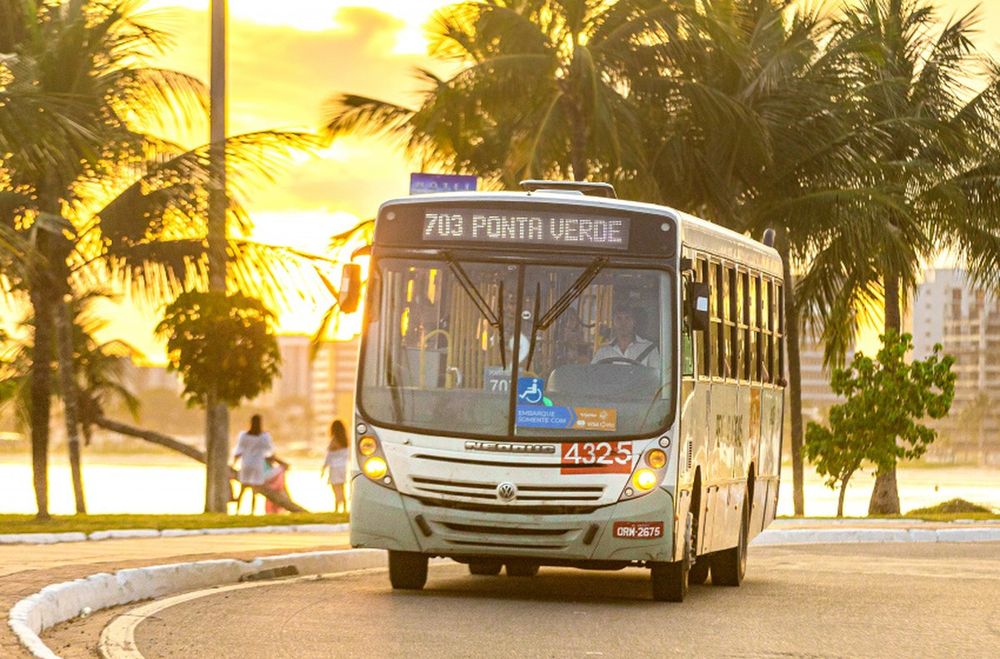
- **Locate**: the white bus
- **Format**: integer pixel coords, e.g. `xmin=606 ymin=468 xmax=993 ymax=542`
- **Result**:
xmin=341 ymin=180 xmax=785 ymax=601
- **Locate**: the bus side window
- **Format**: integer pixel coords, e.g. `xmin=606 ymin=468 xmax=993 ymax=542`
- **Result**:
xmin=708 ymin=260 xmax=720 ymax=378
xmin=741 ymin=270 xmax=750 ymax=381
xmin=761 ymin=278 xmax=772 ymax=383
xmin=714 ymin=262 xmax=726 ymax=378
xmin=728 ymin=266 xmax=739 ymax=381
xmin=720 ymin=263 xmax=732 ymax=378
xmin=697 ymin=257 xmax=711 ymax=379
xmin=775 ymin=281 xmax=785 ymax=381
xmin=755 ymin=274 xmax=764 ymax=383
xmin=748 ymin=274 xmax=758 ymax=382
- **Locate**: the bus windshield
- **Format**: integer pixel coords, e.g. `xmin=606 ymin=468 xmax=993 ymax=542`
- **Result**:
xmin=359 ymin=257 xmax=674 ymax=439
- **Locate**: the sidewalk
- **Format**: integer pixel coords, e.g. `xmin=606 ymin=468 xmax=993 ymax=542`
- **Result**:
xmin=1 ymin=531 xmax=349 ymax=658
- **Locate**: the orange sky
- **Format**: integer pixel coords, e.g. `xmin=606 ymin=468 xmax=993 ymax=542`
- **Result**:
xmin=11 ymin=1 xmax=1000 ymax=359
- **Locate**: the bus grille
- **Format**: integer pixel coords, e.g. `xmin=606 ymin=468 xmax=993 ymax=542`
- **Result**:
xmin=410 ymin=475 xmax=605 ymax=504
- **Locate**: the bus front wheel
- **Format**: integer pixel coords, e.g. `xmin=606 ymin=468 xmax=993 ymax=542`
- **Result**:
xmin=713 ymin=496 xmax=749 ymax=587
xmin=388 ymin=551 xmax=428 ymax=590
xmin=650 ymin=560 xmax=688 ymax=602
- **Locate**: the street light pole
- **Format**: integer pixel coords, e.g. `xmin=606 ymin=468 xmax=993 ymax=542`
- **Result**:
xmin=206 ymin=0 xmax=230 ymax=513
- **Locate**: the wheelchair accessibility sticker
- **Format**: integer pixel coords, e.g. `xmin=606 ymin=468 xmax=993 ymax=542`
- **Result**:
xmin=515 ymin=377 xmax=617 ymax=431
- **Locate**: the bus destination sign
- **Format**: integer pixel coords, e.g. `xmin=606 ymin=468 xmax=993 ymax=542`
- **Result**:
xmin=422 ymin=209 xmax=630 ymax=251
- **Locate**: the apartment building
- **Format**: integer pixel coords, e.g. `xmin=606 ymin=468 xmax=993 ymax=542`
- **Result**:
xmin=912 ymin=268 xmax=1000 ymax=464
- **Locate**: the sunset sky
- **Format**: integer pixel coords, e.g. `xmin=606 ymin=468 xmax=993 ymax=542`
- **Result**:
xmin=93 ymin=1 xmax=1000 ymax=357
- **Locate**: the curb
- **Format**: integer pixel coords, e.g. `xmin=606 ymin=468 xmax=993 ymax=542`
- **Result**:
xmin=0 ymin=523 xmax=349 ymax=546
xmin=8 ymin=548 xmax=386 ymax=659
xmin=751 ymin=527 xmax=1000 ymax=545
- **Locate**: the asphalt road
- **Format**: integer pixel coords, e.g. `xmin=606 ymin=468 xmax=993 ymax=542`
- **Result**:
xmin=131 ymin=542 xmax=1000 ymax=658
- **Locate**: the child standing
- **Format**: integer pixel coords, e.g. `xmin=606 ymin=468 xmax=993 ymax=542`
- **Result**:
xmin=321 ymin=420 xmax=349 ymax=513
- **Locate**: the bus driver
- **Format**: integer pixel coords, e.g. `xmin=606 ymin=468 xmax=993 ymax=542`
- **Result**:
xmin=592 ymin=303 xmax=659 ymax=368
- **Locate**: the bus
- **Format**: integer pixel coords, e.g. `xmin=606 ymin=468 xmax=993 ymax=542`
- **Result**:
xmin=341 ymin=180 xmax=785 ymax=602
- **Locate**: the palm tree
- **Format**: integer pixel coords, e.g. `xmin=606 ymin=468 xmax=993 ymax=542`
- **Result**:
xmin=817 ymin=0 xmax=1000 ymax=514
xmin=323 ymin=0 xmax=678 ymax=189
xmin=632 ymin=0 xmax=891 ymax=515
xmin=1 ymin=1 xmax=326 ymax=517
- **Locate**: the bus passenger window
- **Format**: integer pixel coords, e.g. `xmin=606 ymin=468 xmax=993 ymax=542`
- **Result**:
xmin=761 ymin=279 xmax=771 ymax=383
xmin=741 ymin=271 xmax=750 ymax=381
xmin=776 ymin=283 xmax=785 ymax=380
xmin=748 ymin=275 xmax=758 ymax=382
xmin=698 ymin=258 xmax=711 ymax=378
xmin=727 ymin=266 xmax=738 ymax=380
xmin=714 ymin=262 xmax=726 ymax=377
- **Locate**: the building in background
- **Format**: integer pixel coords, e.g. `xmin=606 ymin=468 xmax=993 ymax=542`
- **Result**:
xmin=797 ymin=322 xmax=854 ymax=422
xmin=311 ymin=338 xmax=360 ymax=447
xmin=912 ymin=268 xmax=1000 ymax=465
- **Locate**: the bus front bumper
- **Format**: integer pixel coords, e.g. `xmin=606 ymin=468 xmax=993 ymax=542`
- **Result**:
xmin=349 ymin=475 xmax=676 ymax=564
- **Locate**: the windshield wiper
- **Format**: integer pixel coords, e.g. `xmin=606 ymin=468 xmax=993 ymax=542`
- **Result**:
xmin=444 ymin=252 xmax=507 ymax=368
xmin=524 ymin=257 xmax=607 ymax=369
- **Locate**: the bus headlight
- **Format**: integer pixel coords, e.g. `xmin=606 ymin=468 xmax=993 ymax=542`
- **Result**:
xmin=358 ymin=436 xmax=378 ymax=456
xmin=633 ymin=468 xmax=657 ymax=491
xmin=363 ymin=456 xmax=388 ymax=480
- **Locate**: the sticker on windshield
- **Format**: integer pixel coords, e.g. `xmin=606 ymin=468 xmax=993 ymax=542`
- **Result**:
xmin=516 ymin=377 xmax=545 ymax=404
xmin=516 ymin=405 xmax=574 ymax=428
xmin=573 ymin=407 xmax=617 ymax=432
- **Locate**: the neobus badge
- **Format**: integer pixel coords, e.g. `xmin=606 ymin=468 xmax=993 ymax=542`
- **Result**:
xmin=465 ymin=440 xmax=556 ymax=455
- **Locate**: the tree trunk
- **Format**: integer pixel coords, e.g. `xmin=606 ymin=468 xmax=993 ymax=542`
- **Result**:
xmin=205 ymin=390 xmax=231 ymax=512
xmin=55 ymin=300 xmax=86 ymax=513
xmin=778 ymin=230 xmax=805 ymax=516
xmin=28 ymin=281 xmax=54 ymax=521
xmin=837 ymin=481 xmax=847 ymax=518
xmin=94 ymin=416 xmax=206 ymax=462
xmin=204 ymin=0 xmax=232 ymax=514
xmin=93 ymin=416 xmax=307 ymax=513
xmin=870 ymin=274 xmax=902 ymax=515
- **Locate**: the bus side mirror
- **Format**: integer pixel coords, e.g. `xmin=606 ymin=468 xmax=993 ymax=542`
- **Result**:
xmin=687 ymin=281 xmax=710 ymax=332
xmin=339 ymin=263 xmax=362 ymax=313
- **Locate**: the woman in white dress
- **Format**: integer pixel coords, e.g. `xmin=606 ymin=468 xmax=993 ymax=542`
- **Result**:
xmin=320 ymin=420 xmax=349 ymax=513
xmin=232 ymin=414 xmax=282 ymax=513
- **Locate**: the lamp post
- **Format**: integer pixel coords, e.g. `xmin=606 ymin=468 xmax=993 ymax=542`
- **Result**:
xmin=205 ymin=0 xmax=230 ymax=513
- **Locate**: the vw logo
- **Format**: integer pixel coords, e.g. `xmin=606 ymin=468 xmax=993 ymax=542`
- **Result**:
xmin=496 ymin=482 xmax=518 ymax=502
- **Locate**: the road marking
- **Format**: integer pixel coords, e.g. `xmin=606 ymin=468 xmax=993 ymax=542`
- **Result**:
xmin=98 ymin=569 xmax=389 ymax=659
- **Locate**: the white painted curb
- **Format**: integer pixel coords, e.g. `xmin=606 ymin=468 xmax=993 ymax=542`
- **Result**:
xmin=750 ymin=527 xmax=1000 ymax=546
xmin=0 ymin=523 xmax=349 ymax=546
xmin=8 ymin=548 xmax=386 ymax=659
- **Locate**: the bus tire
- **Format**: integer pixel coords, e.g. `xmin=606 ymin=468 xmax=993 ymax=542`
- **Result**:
xmin=689 ymin=557 xmax=711 ymax=585
xmin=469 ymin=560 xmax=503 ymax=576
xmin=713 ymin=496 xmax=749 ymax=587
xmin=506 ymin=562 xmax=540 ymax=577
xmin=650 ymin=560 xmax=688 ymax=602
xmin=388 ymin=551 xmax=428 ymax=590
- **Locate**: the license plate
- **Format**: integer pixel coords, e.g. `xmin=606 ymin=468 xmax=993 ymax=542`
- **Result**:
xmin=560 ymin=441 xmax=632 ymax=475
xmin=613 ymin=521 xmax=664 ymax=539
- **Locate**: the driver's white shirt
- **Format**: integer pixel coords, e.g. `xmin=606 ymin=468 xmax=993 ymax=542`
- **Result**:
xmin=592 ymin=336 xmax=659 ymax=367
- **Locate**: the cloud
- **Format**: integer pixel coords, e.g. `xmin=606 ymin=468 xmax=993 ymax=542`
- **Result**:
xmin=146 ymin=6 xmax=441 ymax=217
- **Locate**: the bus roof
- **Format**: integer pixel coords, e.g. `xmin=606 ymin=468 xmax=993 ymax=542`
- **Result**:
xmin=379 ymin=190 xmax=782 ymax=275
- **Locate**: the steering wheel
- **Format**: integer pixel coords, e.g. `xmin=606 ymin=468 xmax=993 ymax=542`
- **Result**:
xmin=597 ymin=356 xmax=643 ymax=366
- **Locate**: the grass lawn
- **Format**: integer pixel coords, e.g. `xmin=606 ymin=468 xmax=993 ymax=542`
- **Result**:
xmin=0 ymin=512 xmax=349 ymax=535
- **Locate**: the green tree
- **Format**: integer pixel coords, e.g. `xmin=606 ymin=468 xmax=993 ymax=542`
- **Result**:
xmin=806 ymin=332 xmax=955 ymax=517
xmin=806 ymin=0 xmax=1000 ymax=514
xmin=0 ymin=1 xmax=323 ymax=518
xmin=156 ymin=292 xmax=282 ymax=408
xmin=324 ymin=0 xmax=676 ymax=188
